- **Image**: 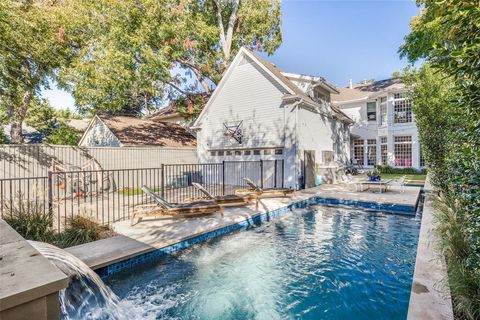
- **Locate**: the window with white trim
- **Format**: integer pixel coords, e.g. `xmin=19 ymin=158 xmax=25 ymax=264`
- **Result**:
xmin=367 ymin=139 xmax=377 ymax=166
xmin=379 ymin=97 xmax=387 ymax=126
xmin=394 ymin=136 xmax=412 ymax=167
xmin=367 ymin=102 xmax=376 ymax=121
xmin=393 ymin=93 xmax=412 ymax=123
xmin=380 ymin=136 xmax=388 ymax=165
xmin=353 ymin=139 xmax=364 ymax=165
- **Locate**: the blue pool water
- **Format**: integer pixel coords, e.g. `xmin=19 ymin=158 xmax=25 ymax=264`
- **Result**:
xmin=105 ymin=205 xmax=420 ymax=320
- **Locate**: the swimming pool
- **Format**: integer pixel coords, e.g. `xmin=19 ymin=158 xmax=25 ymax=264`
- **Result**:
xmin=105 ymin=205 xmax=420 ymax=319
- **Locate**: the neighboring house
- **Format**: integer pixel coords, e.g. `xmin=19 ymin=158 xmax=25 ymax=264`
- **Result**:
xmin=193 ymin=47 xmax=353 ymax=189
xmin=147 ymin=93 xmax=208 ymax=128
xmin=2 ymin=123 xmax=44 ymax=144
xmin=68 ymin=118 xmax=91 ymax=139
xmin=79 ymin=115 xmax=196 ymax=147
xmin=332 ymin=78 xmax=423 ymax=169
xmin=147 ymin=104 xmax=187 ymax=125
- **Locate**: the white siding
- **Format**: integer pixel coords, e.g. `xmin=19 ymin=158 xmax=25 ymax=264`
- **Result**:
xmin=337 ymin=91 xmax=422 ymax=169
xmin=80 ymin=118 xmax=121 ymax=147
xmin=197 ymin=56 xmax=289 ymax=162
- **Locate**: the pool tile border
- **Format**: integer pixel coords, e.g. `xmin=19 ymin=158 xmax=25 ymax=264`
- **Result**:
xmin=97 ymin=197 xmax=416 ymax=278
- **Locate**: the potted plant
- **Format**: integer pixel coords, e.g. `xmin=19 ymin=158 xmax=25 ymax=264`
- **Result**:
xmin=367 ymin=168 xmax=381 ymax=181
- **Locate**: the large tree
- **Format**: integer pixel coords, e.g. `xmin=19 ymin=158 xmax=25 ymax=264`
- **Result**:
xmin=0 ymin=0 xmax=75 ymax=143
xmin=59 ymin=0 xmax=282 ymax=116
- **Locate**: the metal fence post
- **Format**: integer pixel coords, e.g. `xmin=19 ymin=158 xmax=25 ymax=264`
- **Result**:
xmin=274 ymin=159 xmax=278 ymax=188
xmin=260 ymin=160 xmax=264 ymax=188
xmin=47 ymin=171 xmax=53 ymax=219
xmin=222 ymin=161 xmax=226 ymax=195
xmin=281 ymin=160 xmax=285 ymax=188
xmin=161 ymin=164 xmax=165 ymax=198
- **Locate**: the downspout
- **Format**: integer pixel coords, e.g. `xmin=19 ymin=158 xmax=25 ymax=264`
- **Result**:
xmin=292 ymin=99 xmax=303 ymax=189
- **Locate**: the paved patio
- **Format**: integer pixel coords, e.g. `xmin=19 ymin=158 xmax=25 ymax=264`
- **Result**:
xmin=67 ymin=183 xmax=421 ymax=270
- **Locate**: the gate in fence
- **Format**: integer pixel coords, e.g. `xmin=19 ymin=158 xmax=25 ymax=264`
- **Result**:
xmin=0 ymin=160 xmax=284 ymax=231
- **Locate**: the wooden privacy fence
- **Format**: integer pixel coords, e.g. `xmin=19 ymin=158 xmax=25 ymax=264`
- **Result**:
xmin=0 ymin=144 xmax=198 ymax=179
xmin=0 ymin=160 xmax=284 ymax=231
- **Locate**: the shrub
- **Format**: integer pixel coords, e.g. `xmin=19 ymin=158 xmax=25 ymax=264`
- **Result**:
xmin=374 ymin=165 xmax=426 ymax=175
xmin=3 ymin=202 xmax=56 ymax=243
xmin=55 ymin=215 xmax=115 ymax=248
xmin=434 ymin=196 xmax=480 ymax=319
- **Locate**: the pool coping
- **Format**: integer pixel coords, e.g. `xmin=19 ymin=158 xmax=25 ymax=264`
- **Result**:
xmin=92 ymin=196 xmax=418 ymax=278
xmin=407 ymin=180 xmax=454 ymax=320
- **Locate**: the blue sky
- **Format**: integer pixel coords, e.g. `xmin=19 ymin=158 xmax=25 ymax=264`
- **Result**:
xmin=42 ymin=0 xmax=420 ymax=111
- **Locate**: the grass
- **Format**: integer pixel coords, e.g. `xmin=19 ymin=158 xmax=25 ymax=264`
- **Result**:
xmin=378 ymin=173 xmax=427 ymax=181
xmin=118 ymin=186 xmax=161 ymax=196
xmin=358 ymin=173 xmax=427 ymax=181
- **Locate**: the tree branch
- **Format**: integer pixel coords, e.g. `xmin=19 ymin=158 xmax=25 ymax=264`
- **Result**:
xmin=225 ymin=0 xmax=240 ymax=61
xmin=212 ymin=0 xmax=228 ymax=59
xmin=175 ymin=59 xmax=212 ymax=94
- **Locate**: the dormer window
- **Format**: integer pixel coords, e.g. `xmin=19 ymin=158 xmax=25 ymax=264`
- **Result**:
xmin=312 ymin=88 xmax=330 ymax=103
xmin=367 ymin=102 xmax=376 ymax=121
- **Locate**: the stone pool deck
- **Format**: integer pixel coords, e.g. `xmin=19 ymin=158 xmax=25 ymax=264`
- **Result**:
xmin=67 ymin=184 xmax=421 ymax=270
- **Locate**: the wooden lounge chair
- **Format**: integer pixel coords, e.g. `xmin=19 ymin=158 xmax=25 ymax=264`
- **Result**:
xmin=235 ymin=178 xmax=295 ymax=198
xmin=191 ymin=182 xmax=256 ymax=207
xmin=131 ymin=186 xmax=223 ymax=225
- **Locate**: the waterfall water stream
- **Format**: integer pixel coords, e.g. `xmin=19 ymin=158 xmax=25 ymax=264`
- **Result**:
xmin=29 ymin=241 xmax=125 ymax=320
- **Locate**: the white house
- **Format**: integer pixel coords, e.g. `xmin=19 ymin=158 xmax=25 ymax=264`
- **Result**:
xmin=193 ymin=48 xmax=353 ymax=189
xmin=332 ymin=78 xmax=423 ymax=170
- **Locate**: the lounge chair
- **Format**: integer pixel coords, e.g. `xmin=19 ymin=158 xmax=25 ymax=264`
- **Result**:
xmin=387 ymin=176 xmax=407 ymax=193
xmin=341 ymin=174 xmax=360 ymax=192
xmin=131 ymin=186 xmax=223 ymax=225
xmin=191 ymin=183 xmax=256 ymax=207
xmin=235 ymin=178 xmax=295 ymax=198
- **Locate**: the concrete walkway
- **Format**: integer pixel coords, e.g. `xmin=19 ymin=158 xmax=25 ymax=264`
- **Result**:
xmin=67 ymin=183 xmax=420 ymax=270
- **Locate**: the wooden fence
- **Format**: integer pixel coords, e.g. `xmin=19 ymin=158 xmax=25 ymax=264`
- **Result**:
xmin=0 ymin=145 xmax=198 ymax=179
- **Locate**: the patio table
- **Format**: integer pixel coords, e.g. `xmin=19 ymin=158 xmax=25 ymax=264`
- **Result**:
xmin=357 ymin=179 xmax=393 ymax=193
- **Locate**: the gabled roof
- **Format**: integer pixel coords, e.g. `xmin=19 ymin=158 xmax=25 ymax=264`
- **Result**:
xmin=147 ymin=93 xmax=208 ymax=122
xmin=83 ymin=115 xmax=196 ymax=147
xmin=193 ymin=47 xmax=353 ymax=126
xmin=332 ymin=78 xmax=405 ymax=104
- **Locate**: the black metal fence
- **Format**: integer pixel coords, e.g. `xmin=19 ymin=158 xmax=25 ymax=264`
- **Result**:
xmin=0 ymin=160 xmax=284 ymax=230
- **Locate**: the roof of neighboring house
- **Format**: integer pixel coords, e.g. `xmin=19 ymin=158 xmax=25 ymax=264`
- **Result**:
xmin=68 ymin=119 xmax=91 ymax=132
xmin=2 ymin=123 xmax=44 ymax=143
xmin=332 ymin=78 xmax=405 ymax=103
xmin=147 ymin=105 xmax=181 ymax=121
xmin=147 ymin=93 xmax=209 ymax=122
xmin=93 ymin=115 xmax=196 ymax=147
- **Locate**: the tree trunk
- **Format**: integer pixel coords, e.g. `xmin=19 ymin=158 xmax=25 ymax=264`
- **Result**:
xmin=9 ymin=90 xmax=32 ymax=144
xmin=10 ymin=122 xmax=23 ymax=144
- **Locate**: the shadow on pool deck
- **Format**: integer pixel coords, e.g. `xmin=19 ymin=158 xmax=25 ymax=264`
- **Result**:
xmin=66 ymin=183 xmax=421 ymax=270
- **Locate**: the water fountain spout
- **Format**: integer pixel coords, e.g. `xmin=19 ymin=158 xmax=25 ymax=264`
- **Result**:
xmin=29 ymin=241 xmax=125 ymax=320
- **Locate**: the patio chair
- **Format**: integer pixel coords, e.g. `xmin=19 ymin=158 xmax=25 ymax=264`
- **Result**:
xmin=191 ymin=183 xmax=256 ymax=207
xmin=130 ymin=186 xmax=223 ymax=225
xmin=235 ymin=178 xmax=295 ymax=198
xmin=387 ymin=176 xmax=407 ymax=193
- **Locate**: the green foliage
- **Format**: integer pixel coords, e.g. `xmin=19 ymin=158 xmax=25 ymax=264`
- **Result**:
xmin=434 ymin=196 xmax=480 ymax=319
xmin=401 ymin=1 xmax=480 ymax=316
xmin=4 ymin=199 xmax=114 ymax=248
xmin=57 ymin=0 xmax=282 ymax=116
xmin=375 ymin=164 xmax=425 ymax=175
xmin=45 ymin=122 xmax=79 ymax=146
xmin=0 ymin=0 xmax=78 ymax=142
xmin=4 ymin=202 xmax=56 ymax=244
xmin=56 ymin=216 xmax=115 ymax=248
